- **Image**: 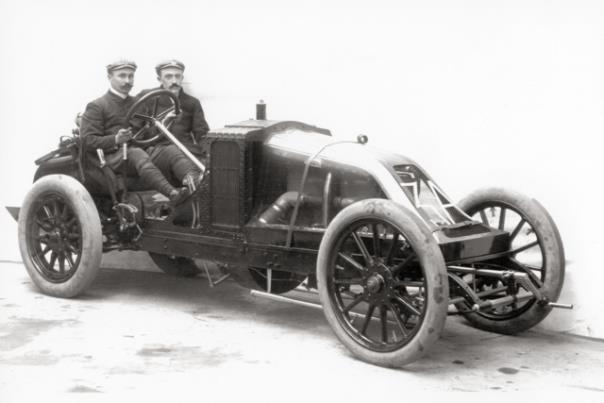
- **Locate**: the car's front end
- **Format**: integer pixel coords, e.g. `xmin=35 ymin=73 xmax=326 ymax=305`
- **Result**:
xmin=256 ymin=126 xmax=510 ymax=264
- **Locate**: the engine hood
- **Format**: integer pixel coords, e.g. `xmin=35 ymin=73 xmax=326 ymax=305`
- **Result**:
xmin=264 ymin=127 xmax=417 ymax=173
xmin=264 ymin=127 xmax=470 ymax=229
xmin=213 ymin=120 xmax=468 ymax=229
xmin=263 ymin=127 xmax=419 ymax=204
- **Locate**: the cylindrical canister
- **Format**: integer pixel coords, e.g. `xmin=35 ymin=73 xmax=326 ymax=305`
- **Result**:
xmin=256 ymin=100 xmax=266 ymax=120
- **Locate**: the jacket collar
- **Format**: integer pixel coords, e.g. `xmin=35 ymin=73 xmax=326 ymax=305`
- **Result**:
xmin=108 ymin=87 xmax=130 ymax=99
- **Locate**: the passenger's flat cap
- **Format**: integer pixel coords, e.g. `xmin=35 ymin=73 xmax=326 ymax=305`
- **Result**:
xmin=155 ymin=59 xmax=185 ymax=74
xmin=106 ymin=59 xmax=137 ymax=73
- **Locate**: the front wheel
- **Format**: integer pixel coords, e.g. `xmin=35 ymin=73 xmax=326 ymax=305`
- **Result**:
xmin=317 ymin=199 xmax=449 ymax=367
xmin=18 ymin=175 xmax=103 ymax=298
xmin=456 ymin=187 xmax=565 ymax=334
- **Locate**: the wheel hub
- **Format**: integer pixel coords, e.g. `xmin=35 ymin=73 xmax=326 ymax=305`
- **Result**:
xmin=46 ymin=227 xmax=68 ymax=249
xmin=366 ymin=274 xmax=384 ymax=293
xmin=364 ymin=263 xmax=396 ymax=303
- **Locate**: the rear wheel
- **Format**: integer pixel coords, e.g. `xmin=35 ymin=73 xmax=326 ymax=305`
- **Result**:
xmin=456 ymin=187 xmax=565 ymax=334
xmin=317 ymin=199 xmax=448 ymax=367
xmin=18 ymin=175 xmax=102 ymax=298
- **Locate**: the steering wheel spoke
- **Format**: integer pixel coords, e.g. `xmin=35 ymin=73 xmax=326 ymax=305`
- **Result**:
xmin=152 ymin=97 xmax=159 ymax=117
xmin=132 ymin=113 xmax=154 ymax=122
xmin=158 ymin=106 xmax=175 ymax=120
xmin=131 ymin=122 xmax=152 ymax=140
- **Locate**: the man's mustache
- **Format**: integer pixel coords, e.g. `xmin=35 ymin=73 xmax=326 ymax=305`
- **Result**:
xmin=169 ymin=84 xmax=181 ymax=89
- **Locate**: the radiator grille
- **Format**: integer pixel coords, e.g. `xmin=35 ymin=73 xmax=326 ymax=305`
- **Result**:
xmin=211 ymin=141 xmax=240 ymax=226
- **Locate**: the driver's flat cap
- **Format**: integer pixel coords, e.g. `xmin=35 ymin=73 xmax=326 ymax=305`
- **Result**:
xmin=155 ymin=59 xmax=185 ymax=74
xmin=106 ymin=59 xmax=137 ymax=73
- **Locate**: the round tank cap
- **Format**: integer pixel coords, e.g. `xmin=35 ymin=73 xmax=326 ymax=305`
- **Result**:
xmin=357 ymin=134 xmax=368 ymax=144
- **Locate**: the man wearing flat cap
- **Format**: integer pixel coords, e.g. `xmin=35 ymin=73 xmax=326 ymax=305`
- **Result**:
xmin=80 ymin=59 xmax=189 ymax=204
xmin=137 ymin=59 xmax=209 ymax=148
xmin=135 ymin=59 xmax=209 ymax=187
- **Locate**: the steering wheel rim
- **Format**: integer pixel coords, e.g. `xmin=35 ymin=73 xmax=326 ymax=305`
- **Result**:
xmin=126 ymin=89 xmax=181 ymax=147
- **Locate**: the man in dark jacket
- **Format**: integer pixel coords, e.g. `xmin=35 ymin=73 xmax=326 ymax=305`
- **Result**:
xmin=136 ymin=59 xmax=209 ymax=187
xmin=80 ymin=60 xmax=189 ymax=204
xmin=140 ymin=59 xmax=209 ymax=146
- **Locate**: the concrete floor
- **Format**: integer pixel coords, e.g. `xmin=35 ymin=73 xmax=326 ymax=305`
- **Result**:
xmin=1 ymin=261 xmax=604 ymax=398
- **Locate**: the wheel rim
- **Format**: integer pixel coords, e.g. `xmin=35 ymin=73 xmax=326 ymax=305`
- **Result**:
xmin=327 ymin=218 xmax=428 ymax=352
xmin=26 ymin=192 xmax=83 ymax=283
xmin=465 ymin=202 xmax=546 ymax=320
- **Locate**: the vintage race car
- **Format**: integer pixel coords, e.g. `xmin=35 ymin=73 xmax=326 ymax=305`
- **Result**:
xmin=9 ymin=90 xmax=570 ymax=367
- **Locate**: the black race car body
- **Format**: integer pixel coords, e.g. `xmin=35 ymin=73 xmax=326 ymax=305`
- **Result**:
xmin=10 ymin=92 xmax=569 ymax=367
xmin=135 ymin=118 xmax=509 ymax=273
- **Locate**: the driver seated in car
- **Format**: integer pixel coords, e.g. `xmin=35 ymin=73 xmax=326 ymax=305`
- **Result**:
xmin=79 ymin=60 xmax=189 ymax=205
xmin=135 ymin=59 xmax=207 ymax=188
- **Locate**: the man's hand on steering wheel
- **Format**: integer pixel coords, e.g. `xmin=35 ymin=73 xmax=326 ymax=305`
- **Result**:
xmin=115 ymin=128 xmax=133 ymax=145
xmin=162 ymin=110 xmax=178 ymax=125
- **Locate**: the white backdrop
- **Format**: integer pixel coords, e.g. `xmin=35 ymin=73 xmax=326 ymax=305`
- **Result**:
xmin=1 ymin=0 xmax=603 ymax=337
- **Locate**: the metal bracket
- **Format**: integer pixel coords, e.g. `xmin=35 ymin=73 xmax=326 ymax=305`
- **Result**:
xmin=114 ymin=203 xmax=139 ymax=232
xmin=447 ymin=265 xmax=573 ymax=312
xmin=200 ymin=261 xmax=231 ymax=288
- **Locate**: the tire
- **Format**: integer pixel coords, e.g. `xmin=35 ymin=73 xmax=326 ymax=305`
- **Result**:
xmin=148 ymin=253 xmax=201 ymax=277
xmin=18 ymin=174 xmax=102 ymax=298
xmin=317 ymin=199 xmax=448 ymax=367
xmin=456 ymin=187 xmax=565 ymax=334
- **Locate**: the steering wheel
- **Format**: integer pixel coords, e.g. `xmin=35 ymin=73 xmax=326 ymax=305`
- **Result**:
xmin=126 ymin=89 xmax=181 ymax=147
